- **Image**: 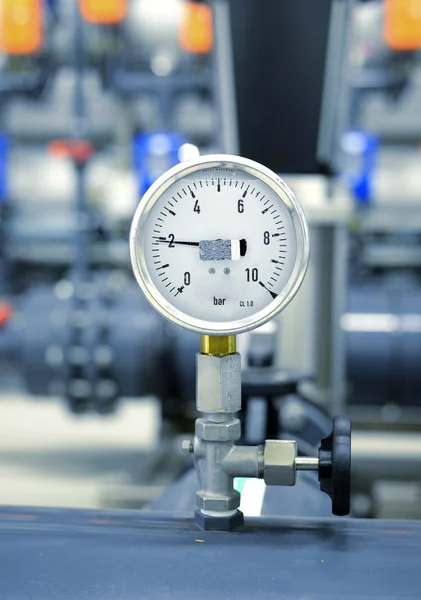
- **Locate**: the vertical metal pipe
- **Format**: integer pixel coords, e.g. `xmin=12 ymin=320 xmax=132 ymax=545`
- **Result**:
xmin=210 ymin=0 xmax=239 ymax=154
xmin=72 ymin=6 xmax=89 ymax=283
xmin=330 ymin=223 xmax=348 ymax=414
xmin=312 ymin=223 xmax=348 ymax=414
xmin=317 ymin=0 xmax=354 ymax=171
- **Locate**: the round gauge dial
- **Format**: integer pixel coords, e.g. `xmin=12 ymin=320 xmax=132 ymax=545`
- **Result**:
xmin=130 ymin=154 xmax=309 ymax=335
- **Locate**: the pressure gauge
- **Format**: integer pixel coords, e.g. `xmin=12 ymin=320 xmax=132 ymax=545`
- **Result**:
xmin=130 ymin=155 xmax=309 ymax=335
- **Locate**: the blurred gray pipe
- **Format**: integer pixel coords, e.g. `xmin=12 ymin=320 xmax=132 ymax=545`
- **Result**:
xmin=352 ymin=431 xmax=421 ymax=481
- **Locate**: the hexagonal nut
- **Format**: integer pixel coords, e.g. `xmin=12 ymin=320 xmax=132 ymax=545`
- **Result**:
xmin=196 ymin=354 xmax=241 ymax=413
xmin=195 ymin=418 xmax=241 ymax=442
xmin=195 ymin=509 xmax=244 ymax=532
xmin=263 ymin=440 xmax=297 ymax=486
xmin=196 ymin=490 xmax=240 ymax=512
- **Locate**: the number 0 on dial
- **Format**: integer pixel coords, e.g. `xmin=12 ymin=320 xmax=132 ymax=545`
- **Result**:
xmin=130 ymin=154 xmax=309 ymax=335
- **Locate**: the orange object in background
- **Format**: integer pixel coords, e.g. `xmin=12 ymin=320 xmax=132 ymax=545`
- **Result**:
xmin=0 ymin=0 xmax=43 ymax=55
xmin=80 ymin=0 xmax=127 ymax=24
xmin=0 ymin=303 xmax=13 ymax=327
xmin=180 ymin=2 xmax=213 ymax=54
xmin=384 ymin=0 xmax=421 ymax=50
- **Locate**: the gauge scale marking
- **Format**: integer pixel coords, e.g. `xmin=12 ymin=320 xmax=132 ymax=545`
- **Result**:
xmin=130 ymin=155 xmax=309 ymax=335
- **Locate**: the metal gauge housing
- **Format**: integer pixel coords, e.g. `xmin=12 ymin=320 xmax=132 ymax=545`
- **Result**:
xmin=130 ymin=154 xmax=309 ymax=335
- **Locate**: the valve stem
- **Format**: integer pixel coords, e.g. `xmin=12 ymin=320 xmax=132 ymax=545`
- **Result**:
xmin=295 ymin=457 xmax=319 ymax=471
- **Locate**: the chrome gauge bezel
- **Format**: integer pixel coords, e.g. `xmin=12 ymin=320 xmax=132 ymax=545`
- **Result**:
xmin=130 ymin=154 xmax=310 ymax=335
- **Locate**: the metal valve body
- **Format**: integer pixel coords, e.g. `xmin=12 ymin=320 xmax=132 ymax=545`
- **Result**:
xmin=191 ymin=336 xmax=351 ymax=530
xmin=193 ymin=338 xmax=298 ymax=530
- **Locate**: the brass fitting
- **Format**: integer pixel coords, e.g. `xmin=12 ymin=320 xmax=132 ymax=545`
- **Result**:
xmin=200 ymin=335 xmax=236 ymax=356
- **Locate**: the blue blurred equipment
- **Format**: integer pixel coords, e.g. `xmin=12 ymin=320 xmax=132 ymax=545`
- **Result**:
xmin=0 ymin=134 xmax=8 ymax=205
xmin=342 ymin=130 xmax=379 ymax=206
xmin=133 ymin=132 xmax=186 ymax=198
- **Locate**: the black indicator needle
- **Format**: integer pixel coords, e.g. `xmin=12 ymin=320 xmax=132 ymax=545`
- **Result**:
xmin=164 ymin=240 xmax=200 ymax=247
xmin=259 ymin=281 xmax=278 ymax=299
xmin=156 ymin=263 xmax=169 ymax=270
xmin=153 ymin=237 xmax=247 ymax=253
xmin=154 ymin=237 xmax=200 ymax=247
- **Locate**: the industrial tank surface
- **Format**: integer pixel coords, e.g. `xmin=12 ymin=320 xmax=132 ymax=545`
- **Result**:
xmin=0 ymin=506 xmax=420 ymax=599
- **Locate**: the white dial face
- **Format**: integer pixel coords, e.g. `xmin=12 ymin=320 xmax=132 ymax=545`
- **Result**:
xmin=130 ymin=155 xmax=309 ymax=335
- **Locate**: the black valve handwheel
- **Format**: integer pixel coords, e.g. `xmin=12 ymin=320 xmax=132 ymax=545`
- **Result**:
xmin=318 ymin=416 xmax=351 ymax=516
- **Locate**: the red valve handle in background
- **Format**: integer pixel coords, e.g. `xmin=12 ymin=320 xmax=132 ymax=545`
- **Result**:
xmin=48 ymin=140 xmax=95 ymax=165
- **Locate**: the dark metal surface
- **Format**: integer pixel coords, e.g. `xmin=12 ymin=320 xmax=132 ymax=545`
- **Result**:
xmin=0 ymin=506 xmax=420 ymax=599
xmin=230 ymin=0 xmax=333 ymax=174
